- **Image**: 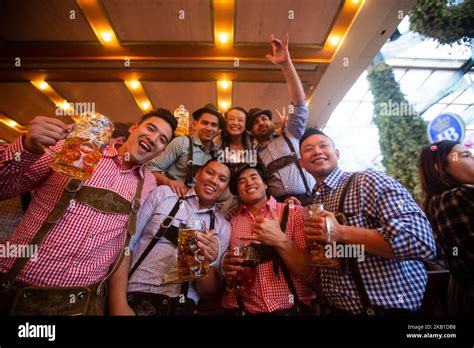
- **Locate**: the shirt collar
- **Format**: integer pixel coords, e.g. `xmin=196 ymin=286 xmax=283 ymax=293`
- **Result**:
xmin=104 ymin=143 xmax=145 ymax=178
xmin=192 ymin=133 xmax=216 ymax=152
xmin=321 ymin=166 xmax=345 ymax=191
xmin=239 ymin=196 xmax=278 ymax=214
xmin=185 ymin=187 xmax=217 ymax=213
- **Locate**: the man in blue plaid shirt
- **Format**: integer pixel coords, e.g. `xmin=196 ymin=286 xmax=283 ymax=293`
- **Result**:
xmin=299 ymin=128 xmax=436 ymax=314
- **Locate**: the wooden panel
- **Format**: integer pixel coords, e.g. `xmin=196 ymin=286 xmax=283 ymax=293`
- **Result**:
xmin=234 ymin=0 xmax=342 ymax=45
xmin=101 ymin=0 xmax=214 ymax=42
xmin=0 ymin=83 xmax=57 ymax=124
xmin=233 ymin=82 xmax=300 ymax=126
xmin=51 ymin=82 xmax=143 ymax=123
xmin=0 ymin=123 xmax=20 ymax=142
xmin=0 ymin=0 xmax=97 ymax=41
xmin=142 ymin=82 xmax=217 ymax=115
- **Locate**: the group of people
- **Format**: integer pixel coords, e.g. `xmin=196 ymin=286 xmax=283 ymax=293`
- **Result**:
xmin=0 ymin=34 xmax=472 ymax=316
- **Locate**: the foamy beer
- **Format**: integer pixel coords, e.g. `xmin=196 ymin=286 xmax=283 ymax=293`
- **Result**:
xmin=173 ymin=105 xmax=190 ymax=136
xmin=178 ymin=219 xmax=209 ymax=280
xmin=305 ymin=203 xmax=339 ymax=267
xmin=226 ymin=239 xmax=260 ymax=297
xmin=51 ymin=112 xmax=113 ymax=180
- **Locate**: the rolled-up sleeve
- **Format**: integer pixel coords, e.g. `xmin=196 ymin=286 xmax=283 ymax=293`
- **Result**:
xmin=0 ymin=136 xmax=59 ymax=199
xmin=286 ymin=105 xmax=308 ymax=139
xmin=362 ymin=172 xmax=436 ymax=261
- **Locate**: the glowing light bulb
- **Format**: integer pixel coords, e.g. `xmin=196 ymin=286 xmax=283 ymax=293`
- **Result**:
xmin=329 ymin=36 xmax=340 ymax=46
xmin=130 ymin=81 xmax=139 ymax=90
xmin=38 ymin=82 xmax=48 ymax=90
xmin=101 ymin=32 xmax=113 ymax=43
xmin=141 ymin=101 xmax=150 ymax=110
xmin=219 ymin=80 xmax=230 ymax=89
xmin=218 ymin=32 xmax=229 ymax=44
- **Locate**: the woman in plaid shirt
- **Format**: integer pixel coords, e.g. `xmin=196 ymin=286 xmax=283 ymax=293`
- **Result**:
xmin=419 ymin=140 xmax=474 ymax=315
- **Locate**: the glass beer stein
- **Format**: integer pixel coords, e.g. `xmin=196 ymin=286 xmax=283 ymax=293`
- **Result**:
xmin=178 ymin=219 xmax=209 ymax=281
xmin=304 ymin=203 xmax=339 ymax=267
xmin=51 ymin=112 xmax=113 ymax=180
xmin=226 ymin=239 xmax=260 ymax=297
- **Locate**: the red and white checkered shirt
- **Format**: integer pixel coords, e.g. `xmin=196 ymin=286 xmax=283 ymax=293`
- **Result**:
xmin=221 ymin=196 xmax=315 ymax=313
xmin=0 ymin=136 xmax=157 ymax=286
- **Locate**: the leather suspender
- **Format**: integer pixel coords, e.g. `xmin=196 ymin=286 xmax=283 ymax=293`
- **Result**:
xmin=258 ymin=133 xmax=311 ymax=196
xmin=237 ymin=204 xmax=303 ymax=313
xmin=185 ymin=135 xmax=215 ymax=188
xmin=0 ymin=176 xmax=145 ymax=294
xmin=185 ymin=136 xmax=194 ymax=187
xmin=334 ymin=172 xmax=378 ymax=315
xmin=128 ymin=198 xmax=216 ymax=299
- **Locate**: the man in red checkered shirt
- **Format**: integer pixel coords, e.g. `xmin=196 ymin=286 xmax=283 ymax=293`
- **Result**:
xmin=0 ymin=108 xmax=177 ymax=315
xmin=221 ymin=163 xmax=315 ymax=314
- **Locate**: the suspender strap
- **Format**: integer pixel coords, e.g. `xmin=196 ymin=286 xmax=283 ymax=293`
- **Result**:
xmin=97 ymin=176 xmax=144 ymax=293
xmin=0 ymin=175 xmax=144 ymax=293
xmin=185 ymin=136 xmax=194 ymax=187
xmin=281 ymin=133 xmax=311 ymax=194
xmin=128 ymin=199 xmax=215 ymax=300
xmin=129 ymin=198 xmax=183 ymax=278
xmin=335 ymin=172 xmax=376 ymax=315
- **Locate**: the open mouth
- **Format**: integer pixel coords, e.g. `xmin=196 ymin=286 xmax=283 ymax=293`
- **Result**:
xmin=138 ymin=140 xmax=151 ymax=152
xmin=204 ymin=184 xmax=216 ymax=193
xmin=245 ymin=185 xmax=258 ymax=193
xmin=311 ymin=157 xmax=328 ymax=164
xmin=229 ymin=125 xmax=241 ymax=131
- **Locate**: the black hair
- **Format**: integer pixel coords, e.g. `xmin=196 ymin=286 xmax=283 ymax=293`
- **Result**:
xmin=419 ymin=140 xmax=463 ymax=197
xmin=139 ymin=108 xmax=178 ymax=134
xmin=221 ymin=107 xmax=250 ymax=149
xmin=299 ymin=127 xmax=334 ymax=150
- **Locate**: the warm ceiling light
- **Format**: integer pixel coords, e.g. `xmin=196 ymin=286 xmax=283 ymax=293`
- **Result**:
xmin=101 ymin=32 xmax=113 ymax=43
xmin=329 ymin=35 xmax=340 ymax=46
xmin=141 ymin=102 xmax=150 ymax=110
xmin=38 ymin=82 xmax=48 ymax=90
xmin=220 ymin=101 xmax=229 ymax=110
xmin=352 ymin=0 xmax=360 ymax=3
xmin=130 ymin=81 xmax=139 ymax=90
xmin=6 ymin=120 xmax=18 ymax=128
xmin=217 ymin=32 xmax=230 ymax=44
xmin=59 ymin=101 xmax=72 ymax=110
xmin=219 ymin=80 xmax=230 ymax=89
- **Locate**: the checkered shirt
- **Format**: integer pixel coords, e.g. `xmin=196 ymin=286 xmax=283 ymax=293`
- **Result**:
xmin=221 ymin=196 xmax=315 ymax=313
xmin=313 ymin=167 xmax=436 ymax=313
xmin=0 ymin=136 xmax=156 ymax=286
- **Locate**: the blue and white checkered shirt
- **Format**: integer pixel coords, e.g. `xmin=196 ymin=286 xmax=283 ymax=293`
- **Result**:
xmin=314 ymin=167 xmax=436 ymax=313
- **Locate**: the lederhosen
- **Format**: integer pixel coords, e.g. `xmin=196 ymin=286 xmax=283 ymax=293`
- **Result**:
xmin=0 ymin=177 xmax=144 ymax=316
xmin=313 ymin=173 xmax=414 ymax=316
xmin=256 ymin=133 xmax=313 ymax=206
xmin=184 ymin=135 xmax=215 ymax=188
xmin=233 ymin=204 xmax=311 ymax=315
xmin=127 ymin=198 xmax=215 ymax=316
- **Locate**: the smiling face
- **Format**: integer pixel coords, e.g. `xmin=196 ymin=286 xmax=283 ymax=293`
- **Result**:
xmin=236 ymin=168 xmax=268 ymax=206
xmin=446 ymin=144 xmax=474 ymax=184
xmin=195 ymin=113 xmax=220 ymax=143
xmin=123 ymin=116 xmax=173 ymax=165
xmin=226 ymin=109 xmax=246 ymax=137
xmin=251 ymin=114 xmax=274 ymax=141
xmin=195 ymin=161 xmax=231 ymax=207
xmin=300 ymin=134 xmax=340 ymax=182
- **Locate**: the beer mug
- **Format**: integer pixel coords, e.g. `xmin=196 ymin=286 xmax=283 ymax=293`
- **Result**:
xmin=304 ymin=203 xmax=339 ymax=267
xmin=226 ymin=239 xmax=260 ymax=297
xmin=177 ymin=219 xmax=209 ymax=280
xmin=50 ymin=112 xmax=113 ymax=180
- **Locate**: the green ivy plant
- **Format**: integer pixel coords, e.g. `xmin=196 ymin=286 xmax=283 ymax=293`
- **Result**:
xmin=367 ymin=63 xmax=428 ymax=200
xmin=409 ymin=0 xmax=474 ymax=45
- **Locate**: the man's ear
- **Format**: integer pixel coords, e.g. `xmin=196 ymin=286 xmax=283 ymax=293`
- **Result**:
xmin=128 ymin=122 xmax=138 ymax=133
xmin=335 ymin=148 xmax=340 ymax=160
